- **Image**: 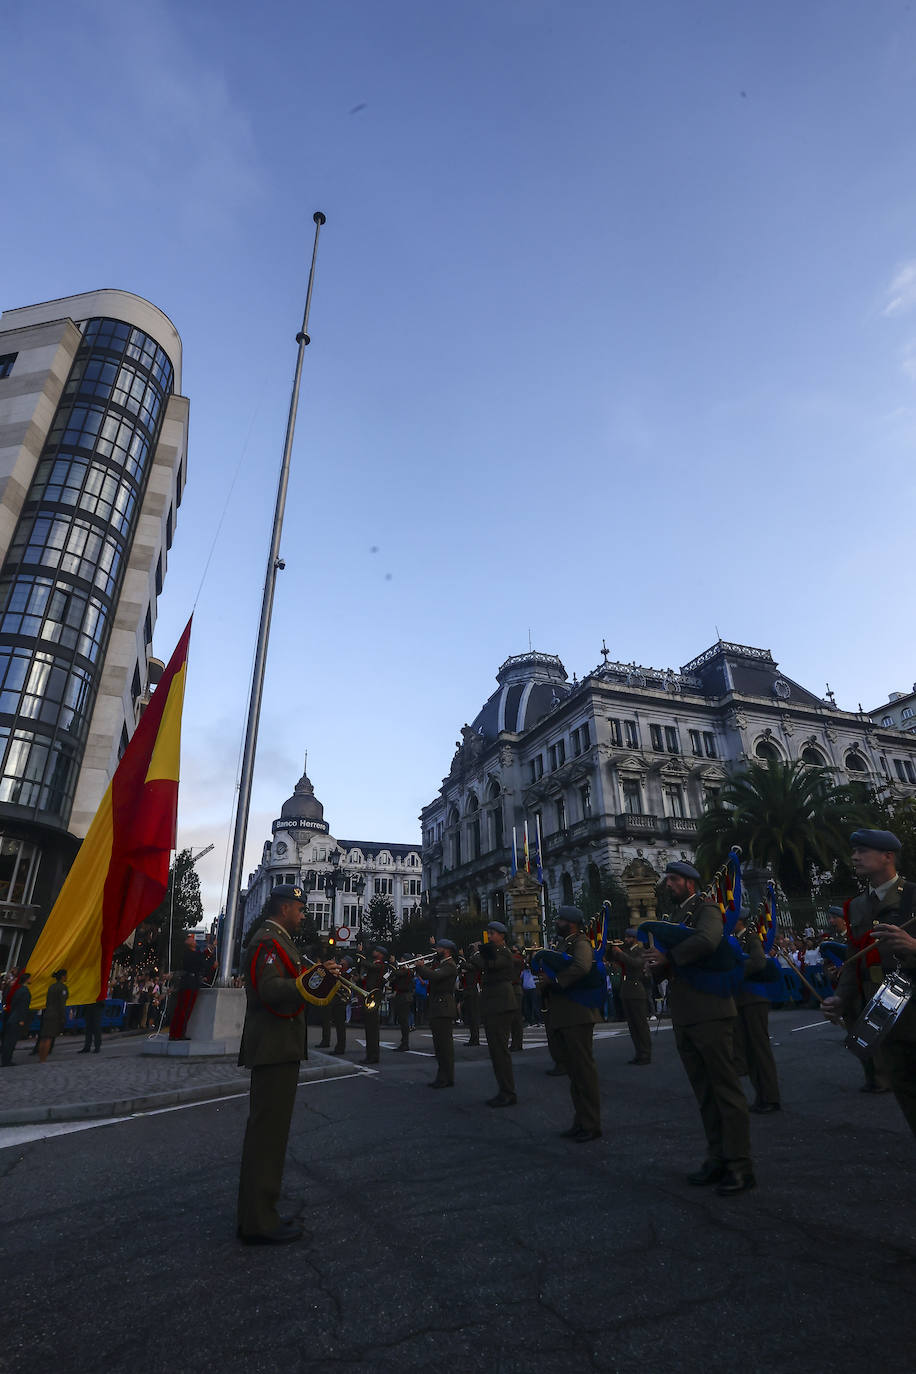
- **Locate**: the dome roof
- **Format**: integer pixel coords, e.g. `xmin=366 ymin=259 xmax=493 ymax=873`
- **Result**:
xmin=470 ymin=652 xmax=572 ymax=740
xmin=280 ymin=768 xmax=325 ymax=823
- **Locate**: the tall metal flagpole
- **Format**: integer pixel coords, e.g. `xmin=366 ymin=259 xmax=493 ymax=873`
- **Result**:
xmin=218 ymin=211 xmax=326 ymax=985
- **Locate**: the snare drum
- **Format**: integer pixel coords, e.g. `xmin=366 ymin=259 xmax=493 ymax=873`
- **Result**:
xmin=845 ymin=971 xmax=914 ymax=1062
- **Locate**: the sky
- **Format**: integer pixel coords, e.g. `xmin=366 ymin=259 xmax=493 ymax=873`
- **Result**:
xmin=5 ymin=0 xmax=916 ymax=919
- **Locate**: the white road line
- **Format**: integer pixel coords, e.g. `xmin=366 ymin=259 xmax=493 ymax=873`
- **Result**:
xmin=790 ymin=1020 xmax=832 ymax=1033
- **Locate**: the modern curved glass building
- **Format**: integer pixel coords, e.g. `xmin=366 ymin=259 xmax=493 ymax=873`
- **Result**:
xmin=0 ymin=290 xmax=188 ymax=970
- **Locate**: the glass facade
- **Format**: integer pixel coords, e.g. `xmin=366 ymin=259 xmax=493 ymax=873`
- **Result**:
xmin=0 ymin=317 xmax=174 ymax=826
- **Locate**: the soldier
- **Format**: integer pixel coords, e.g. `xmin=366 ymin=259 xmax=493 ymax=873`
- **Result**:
xmin=509 ymin=945 xmax=525 ymax=1051
xmin=37 ymin=968 xmax=69 ymax=1062
xmin=609 ymin=932 xmax=653 ymax=1065
xmin=542 ymin=906 xmax=602 ymax=1141
xmin=471 ymin=922 xmax=518 ymax=1106
xmin=330 ymin=958 xmax=350 ymax=1055
xmin=237 ymin=883 xmax=339 ymax=1245
xmin=388 ymin=958 xmax=414 ymax=1050
xmin=644 ymin=861 xmax=754 ymax=1196
xmin=822 ymin=829 xmax=916 ymax=1134
xmin=459 ymin=952 xmax=481 ymax=1046
xmin=423 ymin=939 xmax=459 ymax=1088
xmin=1 ymin=971 xmax=31 ymax=1066
xmin=360 ymin=946 xmax=386 ymax=1065
xmin=732 ymin=916 xmax=781 ymax=1113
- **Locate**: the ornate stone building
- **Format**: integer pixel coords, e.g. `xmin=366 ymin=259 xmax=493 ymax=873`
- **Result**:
xmin=240 ymin=763 xmax=423 ymax=945
xmin=420 ymin=642 xmax=916 ymax=929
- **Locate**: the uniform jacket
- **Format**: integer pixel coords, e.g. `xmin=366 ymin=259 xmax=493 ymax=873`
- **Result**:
xmin=41 ymin=979 xmax=69 ymax=1038
xmin=471 ymin=944 xmax=517 ymax=1017
xmin=836 ymin=878 xmax=916 ymax=1041
xmin=5 ymin=984 xmax=30 ymax=1033
xmin=735 ymin=926 xmax=769 ymax=1009
xmin=426 ymin=957 xmax=458 ymax=1019
xmin=612 ymin=943 xmax=651 ymax=1002
xmin=238 ymin=920 xmax=308 ymax=1069
xmin=390 ymin=967 xmax=414 ymax=1000
xmin=666 ymin=894 xmax=737 ymax=1026
xmin=546 ymin=932 xmax=600 ymax=1029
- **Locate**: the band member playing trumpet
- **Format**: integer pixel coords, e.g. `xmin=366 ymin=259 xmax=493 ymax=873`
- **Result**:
xmin=822 ymin=829 xmax=916 ymax=1134
xmin=421 ymin=939 xmax=459 ymax=1088
xmin=470 ymin=922 xmax=518 ymax=1106
xmin=237 ymin=884 xmax=340 ymax=1245
xmin=360 ymin=945 xmax=387 ymax=1065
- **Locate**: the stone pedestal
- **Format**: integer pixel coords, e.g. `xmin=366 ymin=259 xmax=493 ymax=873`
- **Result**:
xmin=142 ymin=987 xmax=246 ymax=1058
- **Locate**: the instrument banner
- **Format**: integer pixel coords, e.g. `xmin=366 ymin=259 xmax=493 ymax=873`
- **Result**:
xmin=636 ymin=921 xmax=745 ymax=997
xmin=531 ymin=949 xmax=607 ymax=1008
xmin=296 ymin=965 xmax=341 ymax=1007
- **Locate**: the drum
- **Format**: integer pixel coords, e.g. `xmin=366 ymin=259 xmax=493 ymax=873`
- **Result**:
xmin=845 ymin=971 xmax=914 ymax=1062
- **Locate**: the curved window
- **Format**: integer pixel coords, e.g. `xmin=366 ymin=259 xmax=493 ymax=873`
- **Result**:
xmin=845 ymin=752 xmax=868 ymax=773
xmin=801 ymin=746 xmax=826 ymax=766
xmin=755 ymin=740 xmax=780 ymax=761
xmin=0 ymin=316 xmax=173 ymax=826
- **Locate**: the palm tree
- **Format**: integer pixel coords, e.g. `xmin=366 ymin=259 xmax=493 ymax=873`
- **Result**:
xmin=695 ymin=759 xmax=873 ymax=895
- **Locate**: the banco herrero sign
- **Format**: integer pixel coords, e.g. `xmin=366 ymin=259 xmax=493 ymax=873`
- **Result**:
xmin=272 ymin=817 xmax=330 ymax=835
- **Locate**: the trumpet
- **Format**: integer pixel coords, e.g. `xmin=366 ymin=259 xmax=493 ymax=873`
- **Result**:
xmin=391 ymin=953 xmax=431 ymax=969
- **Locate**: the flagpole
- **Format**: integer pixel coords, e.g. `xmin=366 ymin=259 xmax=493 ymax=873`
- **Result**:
xmin=218 ymin=211 xmax=326 ymax=985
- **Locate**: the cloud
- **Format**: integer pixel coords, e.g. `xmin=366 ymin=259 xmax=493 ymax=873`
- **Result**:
xmin=883 ymin=260 xmax=916 ymax=317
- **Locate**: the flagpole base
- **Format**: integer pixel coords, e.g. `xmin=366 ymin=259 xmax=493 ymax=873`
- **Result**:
xmin=141 ymin=987 xmax=245 ymax=1058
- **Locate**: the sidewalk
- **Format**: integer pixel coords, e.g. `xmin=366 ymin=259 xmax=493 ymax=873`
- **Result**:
xmin=0 ymin=1030 xmax=360 ymax=1125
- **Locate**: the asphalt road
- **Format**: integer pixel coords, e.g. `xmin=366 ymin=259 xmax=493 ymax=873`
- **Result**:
xmin=1 ymin=1011 xmax=914 ymax=1374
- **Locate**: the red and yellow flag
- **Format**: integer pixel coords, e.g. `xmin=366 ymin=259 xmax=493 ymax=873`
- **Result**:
xmin=27 ymin=620 xmax=192 ymax=1009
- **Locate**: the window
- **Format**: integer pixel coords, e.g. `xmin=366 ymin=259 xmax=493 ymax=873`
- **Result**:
xmin=0 ymin=835 xmax=40 ymax=904
xmin=571 ymin=723 xmax=592 ymax=755
xmin=548 ymin=740 xmax=566 ymax=771
xmin=664 ymin=726 xmax=680 ymax=754
xmin=579 ymin=781 xmax=591 ymax=817
xmin=555 ymin=795 xmax=566 ymax=831
xmin=607 ymin=719 xmax=622 ymax=747
xmin=650 ymin=724 xmax=663 ymax=751
xmin=403 ymin=878 xmax=422 ymax=896
xmin=342 ymin=904 xmax=359 ymax=923
xmin=704 ymin=787 xmax=720 ymax=810
xmin=895 ymin=760 xmax=907 ymax=782
xmin=907 ymin=761 xmax=916 ymax=784
xmin=802 ymin=746 xmax=825 ymax=766
xmin=624 ymin=720 xmax=639 ymax=749
xmin=904 ymin=708 xmax=915 ymax=721
xmin=845 ymin=752 xmax=867 ymax=773
xmin=882 ymin=716 xmax=894 ymax=727
xmin=622 ymin=778 xmax=641 ymax=814
xmin=527 ymin=754 xmax=544 ymax=783
xmin=689 ymin=729 xmax=702 ymax=756
xmin=756 ymin=740 xmax=779 ymax=761
xmin=285 ymin=872 xmax=296 ymax=884
xmin=664 ymin=785 xmax=685 ymax=818
xmin=374 ymin=877 xmax=394 ymax=895
xmin=0 ymin=354 xmax=18 ymax=380
xmin=703 ymin=732 xmax=717 ymax=758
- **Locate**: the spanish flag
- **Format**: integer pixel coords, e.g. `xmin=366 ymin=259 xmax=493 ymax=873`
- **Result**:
xmin=27 ymin=620 xmax=192 ymax=1009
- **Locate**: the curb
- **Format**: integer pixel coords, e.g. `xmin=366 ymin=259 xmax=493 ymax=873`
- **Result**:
xmin=0 ymin=1054 xmax=362 ymax=1126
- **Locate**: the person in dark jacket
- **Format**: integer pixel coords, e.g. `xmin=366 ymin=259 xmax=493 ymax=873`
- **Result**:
xmin=38 ymin=969 xmax=69 ymax=1062
xmin=1 ymin=972 xmax=31 ymax=1066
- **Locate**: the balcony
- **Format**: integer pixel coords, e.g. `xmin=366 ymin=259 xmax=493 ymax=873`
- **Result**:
xmin=433 ymin=846 xmax=512 ymax=889
xmin=666 ymin=816 xmax=698 ymax=838
xmin=615 ymin=812 xmax=659 ymax=836
xmin=543 ymin=816 xmax=612 ymax=856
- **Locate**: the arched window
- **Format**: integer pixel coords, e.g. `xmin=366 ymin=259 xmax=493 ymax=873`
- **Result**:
xmin=487 ymin=778 xmax=501 ymax=800
xmin=845 ymin=751 xmax=867 ymax=773
xmin=755 ymin=740 xmax=780 ymax=761
xmin=801 ymin=746 xmax=826 ymax=766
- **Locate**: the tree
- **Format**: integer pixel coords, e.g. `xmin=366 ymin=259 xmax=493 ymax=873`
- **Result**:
xmin=573 ymin=863 xmax=630 ymax=940
xmin=362 ymin=892 xmax=396 ymax=948
xmin=695 ymin=759 xmax=874 ymax=901
xmin=118 ymin=847 xmax=204 ymax=978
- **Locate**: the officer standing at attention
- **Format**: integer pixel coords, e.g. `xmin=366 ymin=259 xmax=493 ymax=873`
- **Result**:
xmin=423 ymin=939 xmax=459 ymax=1088
xmin=609 ymin=930 xmax=653 ymax=1065
xmin=822 ymin=829 xmax=916 ymax=1134
xmin=644 ymin=861 xmax=754 ymax=1195
xmin=542 ymin=906 xmax=602 ymax=1141
xmin=471 ymin=922 xmax=518 ymax=1106
xmin=237 ymin=883 xmax=339 ymax=1245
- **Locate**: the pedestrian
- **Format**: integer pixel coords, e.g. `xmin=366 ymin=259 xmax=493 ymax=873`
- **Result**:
xmin=643 ymin=861 xmax=754 ymax=1196
xmin=237 ymin=883 xmax=339 ymax=1245
xmin=38 ymin=969 xmax=69 ymax=1062
xmin=1 ymin=972 xmax=31 ymax=1066
xmin=822 ymin=829 xmax=916 ymax=1133
xmin=470 ymin=923 xmax=518 ymax=1106
xmin=423 ymin=939 xmax=458 ymax=1088
xmin=541 ymin=906 xmax=602 ymax=1142
xmin=78 ymin=997 xmax=104 ymax=1052
xmin=169 ymin=933 xmax=206 ymax=1041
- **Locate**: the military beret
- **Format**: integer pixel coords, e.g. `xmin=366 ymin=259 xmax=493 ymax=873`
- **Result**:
xmin=827 ymin=905 xmax=846 ymax=919
xmin=849 ymin=829 xmax=902 ymax=853
xmin=271 ymin=883 xmax=306 ymax=902
xmin=371 ymin=945 xmax=389 ymax=957
xmin=556 ymin=905 xmax=585 ymax=925
xmin=52 ymin=968 xmax=67 ymax=978
xmin=486 ymin=921 xmax=509 ymax=935
xmin=665 ymin=860 xmax=702 ymax=882
xmin=436 ymin=938 xmax=457 ymax=951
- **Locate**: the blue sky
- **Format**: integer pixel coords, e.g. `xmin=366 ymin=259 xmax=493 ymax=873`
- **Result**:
xmin=5 ymin=0 xmax=916 ymax=917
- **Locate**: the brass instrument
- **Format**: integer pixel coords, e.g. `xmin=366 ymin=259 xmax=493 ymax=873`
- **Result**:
xmin=296 ymin=960 xmax=381 ymax=1011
